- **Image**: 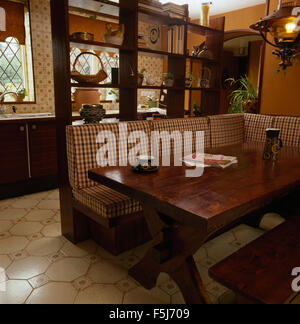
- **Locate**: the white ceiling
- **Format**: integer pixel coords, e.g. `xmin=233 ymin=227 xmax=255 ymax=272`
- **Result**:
xmin=159 ymin=0 xmax=266 ymax=18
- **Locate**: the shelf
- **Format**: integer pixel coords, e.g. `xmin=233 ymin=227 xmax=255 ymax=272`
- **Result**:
xmin=71 ymin=83 xmax=135 ymax=89
xmin=69 ymin=0 xmax=135 ymax=19
xmin=187 ymin=22 xmax=223 ymax=35
xmin=185 ymin=87 xmax=220 ymax=92
xmin=70 ymin=38 xmax=135 ymax=53
xmin=138 ymin=7 xmax=186 ymax=26
xmin=187 ymin=56 xmax=220 ymax=64
xmin=138 ymin=85 xmax=185 ymax=91
xmin=138 ymin=48 xmax=185 ymax=59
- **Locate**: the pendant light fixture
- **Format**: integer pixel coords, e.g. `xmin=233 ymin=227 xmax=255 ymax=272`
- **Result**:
xmin=250 ymin=0 xmax=300 ymax=69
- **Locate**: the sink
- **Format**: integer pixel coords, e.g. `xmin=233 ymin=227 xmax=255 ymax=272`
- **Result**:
xmin=0 ymin=113 xmax=55 ymax=119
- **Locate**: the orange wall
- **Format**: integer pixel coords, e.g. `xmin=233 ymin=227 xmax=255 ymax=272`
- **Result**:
xmin=209 ymin=4 xmax=266 ymax=31
xmin=260 ymin=0 xmax=300 ymax=116
xmin=69 ymin=14 xmax=118 ymax=42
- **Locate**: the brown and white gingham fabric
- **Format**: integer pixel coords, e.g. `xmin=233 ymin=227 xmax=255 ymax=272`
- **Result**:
xmin=151 ymin=118 xmax=210 ymax=158
xmin=209 ymin=114 xmax=244 ymax=148
xmin=66 ymin=121 xmax=151 ymax=190
xmin=73 ymin=185 xmax=142 ymax=219
xmin=273 ymin=116 xmax=300 ymax=147
xmin=244 ymin=113 xmax=274 ymax=143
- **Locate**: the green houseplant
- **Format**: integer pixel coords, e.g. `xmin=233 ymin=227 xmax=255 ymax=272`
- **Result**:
xmin=16 ymin=88 xmax=26 ymax=102
xmin=226 ymin=76 xmax=258 ymax=114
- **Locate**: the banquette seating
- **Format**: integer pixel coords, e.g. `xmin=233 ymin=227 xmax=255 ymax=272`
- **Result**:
xmin=66 ymin=113 xmax=300 ymax=255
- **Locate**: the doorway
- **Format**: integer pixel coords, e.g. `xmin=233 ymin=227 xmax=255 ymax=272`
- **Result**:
xmin=220 ymin=30 xmax=263 ymax=114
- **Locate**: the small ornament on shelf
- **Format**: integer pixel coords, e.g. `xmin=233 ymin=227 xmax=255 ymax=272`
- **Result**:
xmin=104 ymin=24 xmax=125 ymax=46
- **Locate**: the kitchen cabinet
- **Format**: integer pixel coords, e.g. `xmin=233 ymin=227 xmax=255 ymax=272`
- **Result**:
xmin=0 ymin=119 xmax=57 ymax=186
xmin=28 ymin=121 xmax=58 ymax=178
xmin=0 ymin=123 xmax=29 ymax=184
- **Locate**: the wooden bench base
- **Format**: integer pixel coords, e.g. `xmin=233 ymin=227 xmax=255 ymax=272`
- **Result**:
xmin=69 ymin=200 xmax=151 ymax=255
xmin=210 ymin=215 xmax=300 ymax=304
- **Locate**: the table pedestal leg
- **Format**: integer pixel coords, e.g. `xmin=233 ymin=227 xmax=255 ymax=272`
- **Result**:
xmin=170 ymin=256 xmax=211 ymax=304
xmin=129 ymin=204 xmax=212 ymax=304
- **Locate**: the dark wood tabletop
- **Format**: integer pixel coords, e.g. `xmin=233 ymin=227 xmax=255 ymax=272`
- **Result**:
xmin=88 ymin=142 xmax=300 ymax=304
xmin=89 ymin=142 xmax=300 ymax=233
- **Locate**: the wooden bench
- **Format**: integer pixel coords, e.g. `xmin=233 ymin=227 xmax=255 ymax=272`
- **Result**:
xmin=210 ymin=215 xmax=300 ymax=304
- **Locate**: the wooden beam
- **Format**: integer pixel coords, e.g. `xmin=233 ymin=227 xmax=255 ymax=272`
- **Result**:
xmin=50 ymin=0 xmax=75 ymax=242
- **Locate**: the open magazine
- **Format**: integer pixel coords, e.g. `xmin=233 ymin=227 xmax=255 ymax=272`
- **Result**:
xmin=183 ymin=153 xmax=238 ymax=169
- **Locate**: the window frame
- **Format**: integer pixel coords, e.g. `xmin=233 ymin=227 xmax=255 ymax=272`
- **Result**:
xmin=0 ymin=2 xmax=36 ymax=104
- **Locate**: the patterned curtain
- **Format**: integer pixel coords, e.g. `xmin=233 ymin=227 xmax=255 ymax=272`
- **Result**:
xmin=0 ymin=1 xmax=25 ymax=44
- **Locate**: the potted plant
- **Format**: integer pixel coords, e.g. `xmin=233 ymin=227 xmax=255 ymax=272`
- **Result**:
xmin=138 ymin=69 xmax=146 ymax=86
xmin=16 ymin=88 xmax=26 ymax=102
xmin=226 ymin=76 xmax=258 ymax=114
xmin=163 ymin=72 xmax=174 ymax=87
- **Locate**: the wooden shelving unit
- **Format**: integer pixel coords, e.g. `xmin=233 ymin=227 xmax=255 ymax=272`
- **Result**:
xmin=57 ymin=0 xmax=225 ymax=121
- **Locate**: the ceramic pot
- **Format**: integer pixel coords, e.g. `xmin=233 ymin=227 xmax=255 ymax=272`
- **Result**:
xmin=80 ymin=104 xmax=106 ymax=124
xmin=104 ymin=35 xmax=124 ymax=46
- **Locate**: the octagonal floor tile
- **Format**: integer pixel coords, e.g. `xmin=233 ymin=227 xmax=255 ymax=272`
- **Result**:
xmin=232 ymin=224 xmax=264 ymax=244
xmin=74 ymin=284 xmax=123 ymax=304
xmin=0 ymin=209 xmax=28 ymax=221
xmin=26 ymin=282 xmax=77 ymax=304
xmin=26 ymin=237 xmax=63 ymax=256
xmin=42 ymin=223 xmax=61 ymax=238
xmin=21 ymin=191 xmax=50 ymax=200
xmin=46 ymin=190 xmax=59 ymax=200
xmin=37 ymin=200 xmax=60 ymax=210
xmin=10 ymin=222 xmax=43 ymax=236
xmin=88 ymin=260 xmax=127 ymax=284
xmin=0 ymin=255 xmax=12 ymax=269
xmin=61 ymin=240 xmax=98 ymax=258
xmin=25 ymin=209 xmax=55 ymax=222
xmin=0 ymin=236 xmax=29 ymax=254
xmin=46 ymin=258 xmax=89 ymax=282
xmin=6 ymin=256 xmax=50 ymax=280
xmin=0 ymin=280 xmax=32 ymax=304
xmin=0 ymin=220 xmax=13 ymax=233
xmin=11 ymin=199 xmax=39 ymax=210
xmin=0 ymin=199 xmax=15 ymax=209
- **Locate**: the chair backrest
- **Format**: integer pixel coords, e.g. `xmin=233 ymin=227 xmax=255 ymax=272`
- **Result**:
xmin=244 ymin=113 xmax=274 ymax=143
xmin=209 ymin=114 xmax=245 ymax=148
xmin=273 ymin=116 xmax=300 ymax=148
xmin=150 ymin=117 xmax=211 ymax=157
xmin=66 ymin=121 xmax=151 ymax=190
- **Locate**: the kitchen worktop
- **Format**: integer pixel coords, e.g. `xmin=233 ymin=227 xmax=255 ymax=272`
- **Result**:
xmin=0 ymin=108 xmax=166 ymax=123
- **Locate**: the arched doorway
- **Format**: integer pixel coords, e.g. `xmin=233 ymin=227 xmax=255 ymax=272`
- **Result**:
xmin=220 ymin=29 xmax=263 ymax=114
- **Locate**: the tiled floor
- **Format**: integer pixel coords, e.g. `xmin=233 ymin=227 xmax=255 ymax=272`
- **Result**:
xmin=0 ymin=189 xmax=267 ymax=304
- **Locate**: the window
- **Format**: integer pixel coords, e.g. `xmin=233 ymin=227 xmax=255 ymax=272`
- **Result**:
xmin=70 ymin=48 xmax=119 ymax=102
xmin=0 ymin=37 xmax=24 ymax=92
xmin=0 ymin=8 xmax=34 ymax=102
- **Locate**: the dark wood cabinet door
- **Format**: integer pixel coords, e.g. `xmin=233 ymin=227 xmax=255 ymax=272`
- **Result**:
xmin=0 ymin=123 xmax=29 ymax=185
xmin=28 ymin=121 xmax=58 ymax=178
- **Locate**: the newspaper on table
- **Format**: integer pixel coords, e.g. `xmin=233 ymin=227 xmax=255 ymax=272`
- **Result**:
xmin=183 ymin=153 xmax=238 ymax=169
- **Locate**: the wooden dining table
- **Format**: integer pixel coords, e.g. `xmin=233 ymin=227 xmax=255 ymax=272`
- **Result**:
xmin=88 ymin=142 xmax=300 ymax=304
